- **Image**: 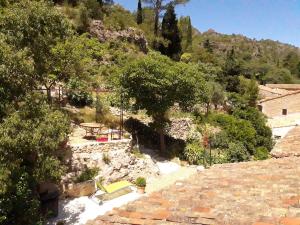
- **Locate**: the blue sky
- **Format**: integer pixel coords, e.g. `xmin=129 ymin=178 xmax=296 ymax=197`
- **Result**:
xmin=114 ymin=0 xmax=300 ymax=47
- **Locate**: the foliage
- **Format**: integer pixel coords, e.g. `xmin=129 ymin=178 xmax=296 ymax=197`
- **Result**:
xmin=67 ymin=78 xmax=93 ymax=107
xmin=265 ymin=68 xmax=293 ymax=84
xmin=0 ymin=94 xmax=70 ymax=225
xmin=75 ymin=167 xmax=99 ymax=183
xmin=0 ymin=37 xmax=34 ymax=119
xmin=102 ymin=153 xmax=111 ymax=164
xmin=0 ymin=0 xmax=73 ymax=96
xmin=184 ymin=141 xmax=206 ymax=165
xmin=238 ymin=76 xmax=259 ymax=107
xmin=137 ymin=0 xmax=143 ymax=24
xmin=103 ymin=5 xmax=137 ymax=30
xmin=233 ymin=106 xmax=273 ymax=151
xmin=160 ymin=4 xmax=182 ymax=61
xmin=209 ymin=131 xmax=229 ymax=149
xmin=180 ymin=53 xmax=192 ymax=63
xmin=254 ymin=147 xmax=269 ymax=160
xmin=208 ymin=113 xmax=256 ymax=154
xmin=226 ymin=142 xmax=250 ymax=163
xmin=95 ymin=95 xmax=104 ymax=123
xmin=135 ymin=177 xmax=146 ymax=187
xmin=142 ymin=0 xmax=190 ymax=36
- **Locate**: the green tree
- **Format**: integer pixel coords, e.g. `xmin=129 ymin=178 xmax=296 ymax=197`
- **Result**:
xmin=203 ymin=39 xmax=213 ymax=53
xmin=186 ymin=16 xmax=193 ymax=51
xmin=137 ymin=0 xmax=143 ymax=24
xmin=209 ymin=113 xmax=257 ymax=154
xmin=265 ymin=68 xmax=293 ymax=84
xmin=120 ymin=52 xmax=201 ymax=151
xmin=0 ymin=95 xmax=70 ymax=225
xmin=142 ymin=0 xmax=190 ymax=36
xmin=238 ymin=76 xmax=259 ymax=107
xmin=233 ymin=106 xmax=273 ymax=151
xmin=223 ymin=48 xmax=241 ymax=92
xmin=0 ymin=0 xmax=73 ymax=103
xmin=178 ymin=16 xmax=193 ymax=52
xmin=160 ymin=4 xmax=181 ymax=60
xmin=282 ymin=51 xmax=300 ymax=76
xmin=226 ymin=142 xmax=250 ymax=162
xmin=0 ymin=37 xmax=34 ymax=119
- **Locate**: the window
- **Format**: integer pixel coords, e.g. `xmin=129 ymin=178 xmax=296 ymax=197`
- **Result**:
xmin=258 ymin=105 xmax=263 ymax=112
xmin=282 ymin=109 xmax=287 ymax=115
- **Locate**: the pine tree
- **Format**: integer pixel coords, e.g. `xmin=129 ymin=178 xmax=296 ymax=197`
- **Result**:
xmin=160 ymin=4 xmax=182 ymax=61
xmin=137 ymin=0 xmax=143 ymax=24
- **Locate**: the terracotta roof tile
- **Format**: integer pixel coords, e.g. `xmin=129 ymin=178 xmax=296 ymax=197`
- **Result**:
xmin=86 ymin=157 xmax=300 ymax=225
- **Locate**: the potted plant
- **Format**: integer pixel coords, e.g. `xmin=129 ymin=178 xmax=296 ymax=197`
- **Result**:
xmin=135 ymin=177 xmax=146 ymax=194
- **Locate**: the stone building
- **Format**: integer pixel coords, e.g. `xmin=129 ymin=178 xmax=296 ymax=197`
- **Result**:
xmin=258 ymin=90 xmax=300 ymax=118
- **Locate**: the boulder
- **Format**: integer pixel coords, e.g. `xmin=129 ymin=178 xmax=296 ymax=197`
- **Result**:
xmin=64 ymin=180 xmax=96 ymax=197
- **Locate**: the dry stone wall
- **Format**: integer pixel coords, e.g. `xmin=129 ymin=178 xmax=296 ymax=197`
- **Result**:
xmin=61 ymin=139 xmax=159 ymax=196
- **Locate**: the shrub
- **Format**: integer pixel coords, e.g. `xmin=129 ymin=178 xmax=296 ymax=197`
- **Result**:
xmin=233 ymin=106 xmax=274 ymax=151
xmin=135 ymin=177 xmax=146 ymax=187
xmin=75 ymin=167 xmax=99 ymax=183
xmin=226 ymin=142 xmax=250 ymax=163
xmin=208 ymin=113 xmax=256 ymax=154
xmin=184 ymin=141 xmax=206 ymax=165
xmin=254 ymin=147 xmax=269 ymax=160
xmin=209 ymin=131 xmax=229 ymax=149
xmin=102 ymin=153 xmax=111 ymax=164
xmin=67 ymin=78 xmax=93 ymax=107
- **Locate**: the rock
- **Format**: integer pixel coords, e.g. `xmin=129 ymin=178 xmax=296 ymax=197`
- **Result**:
xmin=62 ymin=139 xmax=160 ymax=192
xmin=89 ymin=20 xmax=148 ymax=53
xmin=64 ymin=180 xmax=96 ymax=197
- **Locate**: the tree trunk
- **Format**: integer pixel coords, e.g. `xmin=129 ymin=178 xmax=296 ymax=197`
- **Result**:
xmin=154 ymin=0 xmax=161 ymax=36
xmin=158 ymin=128 xmax=166 ymax=152
xmin=206 ymin=103 xmax=210 ymax=116
xmin=46 ymin=88 xmax=52 ymax=105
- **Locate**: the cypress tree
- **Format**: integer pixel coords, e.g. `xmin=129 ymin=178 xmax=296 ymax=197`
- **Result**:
xmin=137 ymin=0 xmax=143 ymax=24
xmin=161 ymin=4 xmax=182 ymax=61
xmin=186 ymin=16 xmax=192 ymax=51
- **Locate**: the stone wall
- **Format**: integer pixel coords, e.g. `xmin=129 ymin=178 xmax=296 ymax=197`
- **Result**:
xmin=61 ymin=139 xmax=159 ymax=195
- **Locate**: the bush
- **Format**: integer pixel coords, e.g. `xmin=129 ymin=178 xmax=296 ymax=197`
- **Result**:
xmin=67 ymin=78 xmax=93 ymax=107
xmin=208 ymin=113 xmax=256 ymax=154
xmin=209 ymin=131 xmax=229 ymax=149
xmin=102 ymin=153 xmax=111 ymax=164
xmin=135 ymin=177 xmax=146 ymax=187
xmin=75 ymin=167 xmax=99 ymax=183
xmin=0 ymin=95 xmax=70 ymax=224
xmin=233 ymin=106 xmax=274 ymax=151
xmin=184 ymin=141 xmax=206 ymax=165
xmin=226 ymin=142 xmax=250 ymax=163
xmin=254 ymin=147 xmax=269 ymax=160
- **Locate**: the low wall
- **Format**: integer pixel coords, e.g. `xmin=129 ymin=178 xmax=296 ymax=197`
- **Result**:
xmin=61 ymin=138 xmax=159 ymax=196
xmin=70 ymin=139 xmax=132 ymax=154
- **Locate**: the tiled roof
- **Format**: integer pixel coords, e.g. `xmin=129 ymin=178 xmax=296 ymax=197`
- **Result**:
xmin=266 ymin=84 xmax=300 ymax=90
xmin=87 ymin=157 xmax=300 ymax=225
xmin=259 ymin=85 xmax=292 ymax=95
xmin=259 ymin=90 xmax=300 ymax=103
xmin=272 ymin=125 xmax=300 ymax=158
